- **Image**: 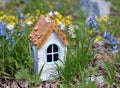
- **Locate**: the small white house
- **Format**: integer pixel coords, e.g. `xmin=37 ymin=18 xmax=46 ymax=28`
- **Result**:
xmin=28 ymin=15 xmax=68 ymax=81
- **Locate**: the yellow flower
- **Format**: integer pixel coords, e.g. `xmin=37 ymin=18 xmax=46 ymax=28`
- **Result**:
xmin=95 ymin=36 xmax=102 ymax=42
xmin=0 ymin=11 xmax=4 ymax=15
xmin=96 ymin=16 xmax=103 ymax=23
xmin=89 ymin=29 xmax=93 ymax=34
xmin=0 ymin=17 xmax=2 ymax=20
xmin=98 ymin=18 xmax=103 ymax=23
xmin=32 ymin=18 xmax=35 ymax=22
xmin=9 ymin=21 xmax=15 ymax=25
xmin=103 ymin=16 xmax=109 ymax=22
xmin=9 ymin=16 xmax=16 ymax=20
xmin=55 ymin=18 xmax=60 ymax=24
xmin=65 ymin=20 xmax=71 ymax=25
xmin=66 ymin=16 xmax=72 ymax=20
xmin=2 ymin=14 xmax=7 ymax=19
xmin=61 ymin=18 xmax=65 ymax=23
xmin=25 ymin=20 xmax=33 ymax=26
xmin=95 ymin=16 xmax=99 ymax=20
xmin=57 ymin=14 xmax=63 ymax=20
xmin=26 ymin=13 xmax=30 ymax=17
xmin=21 ymin=23 xmax=25 ymax=28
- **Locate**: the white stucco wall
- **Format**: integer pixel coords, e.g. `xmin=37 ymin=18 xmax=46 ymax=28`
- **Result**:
xmin=37 ymin=31 xmax=67 ymax=81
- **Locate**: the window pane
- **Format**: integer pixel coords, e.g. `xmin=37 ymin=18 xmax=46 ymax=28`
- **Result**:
xmin=47 ymin=55 xmax=52 ymax=62
xmin=54 ymin=54 xmax=58 ymax=61
xmin=53 ymin=44 xmax=58 ymax=52
xmin=47 ymin=45 xmax=52 ymax=53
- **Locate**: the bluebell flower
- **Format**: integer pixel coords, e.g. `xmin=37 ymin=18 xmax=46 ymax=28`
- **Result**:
xmin=17 ymin=22 xmax=22 ymax=26
xmin=103 ymin=32 xmax=118 ymax=51
xmin=17 ymin=11 xmax=26 ymax=19
xmin=109 ymin=36 xmax=117 ymax=45
xmin=5 ymin=33 xmax=10 ymax=40
xmin=86 ymin=16 xmax=96 ymax=24
xmin=86 ymin=16 xmax=98 ymax=33
xmin=103 ymin=32 xmax=111 ymax=40
xmin=103 ymin=32 xmax=117 ymax=45
xmin=11 ymin=37 xmax=14 ymax=44
xmin=0 ymin=26 xmax=4 ymax=36
xmin=21 ymin=29 xmax=26 ymax=34
xmin=92 ymin=27 xmax=97 ymax=33
xmin=112 ymin=45 xmax=118 ymax=51
xmin=0 ymin=22 xmax=6 ymax=36
xmin=0 ymin=44 xmax=2 ymax=47
xmin=56 ymin=3 xmax=62 ymax=9
xmin=7 ymin=37 xmax=15 ymax=48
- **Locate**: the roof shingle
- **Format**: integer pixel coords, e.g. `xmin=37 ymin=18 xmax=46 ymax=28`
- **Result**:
xmin=28 ymin=15 xmax=68 ymax=48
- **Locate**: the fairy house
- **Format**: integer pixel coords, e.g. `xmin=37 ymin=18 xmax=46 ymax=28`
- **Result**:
xmin=28 ymin=15 xmax=68 ymax=81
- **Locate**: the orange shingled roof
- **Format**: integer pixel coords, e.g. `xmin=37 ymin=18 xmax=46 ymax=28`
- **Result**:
xmin=28 ymin=15 xmax=69 ymax=48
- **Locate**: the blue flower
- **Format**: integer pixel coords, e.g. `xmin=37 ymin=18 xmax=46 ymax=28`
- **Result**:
xmin=21 ymin=29 xmax=26 ymax=34
xmin=0 ymin=26 xmax=4 ymax=36
xmin=103 ymin=32 xmax=117 ymax=45
xmin=103 ymin=32 xmax=118 ymax=51
xmin=112 ymin=45 xmax=118 ymax=51
xmin=11 ymin=37 xmax=14 ymax=44
xmin=86 ymin=16 xmax=98 ymax=33
xmin=17 ymin=11 xmax=26 ymax=19
xmin=17 ymin=22 xmax=22 ymax=26
xmin=7 ymin=37 xmax=15 ymax=47
xmin=0 ymin=22 xmax=6 ymax=36
xmin=5 ymin=33 xmax=10 ymax=40
xmin=103 ymin=32 xmax=111 ymax=40
xmin=109 ymin=36 xmax=117 ymax=45
xmin=92 ymin=27 xmax=97 ymax=33
xmin=56 ymin=3 xmax=62 ymax=9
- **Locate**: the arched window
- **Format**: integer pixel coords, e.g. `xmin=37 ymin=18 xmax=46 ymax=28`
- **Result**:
xmin=47 ymin=44 xmax=59 ymax=62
